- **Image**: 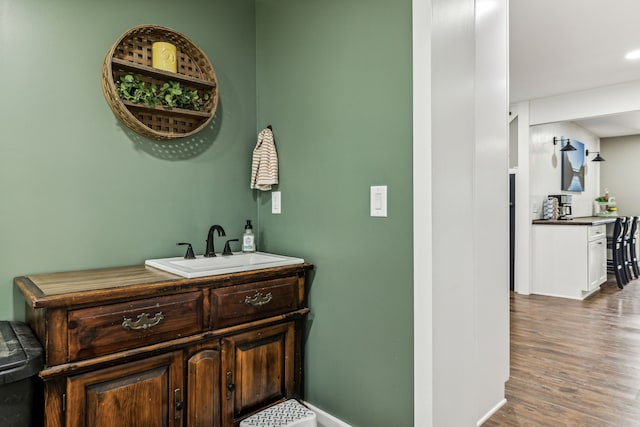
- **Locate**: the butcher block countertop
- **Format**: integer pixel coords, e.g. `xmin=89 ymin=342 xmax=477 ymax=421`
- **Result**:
xmin=532 ymin=216 xmax=617 ymax=226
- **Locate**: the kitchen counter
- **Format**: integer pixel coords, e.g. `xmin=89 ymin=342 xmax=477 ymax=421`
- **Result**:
xmin=532 ymin=216 xmax=617 ymax=226
xmin=531 ymin=218 xmax=609 ymax=299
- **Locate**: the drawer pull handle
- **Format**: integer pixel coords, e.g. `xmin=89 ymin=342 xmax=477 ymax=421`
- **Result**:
xmin=244 ymin=292 xmax=273 ymax=307
xmin=122 ymin=312 xmax=165 ymax=330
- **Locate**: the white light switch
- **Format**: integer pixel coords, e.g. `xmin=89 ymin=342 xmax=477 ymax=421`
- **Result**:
xmin=272 ymin=191 xmax=281 ymax=214
xmin=370 ymin=186 xmax=387 ymax=217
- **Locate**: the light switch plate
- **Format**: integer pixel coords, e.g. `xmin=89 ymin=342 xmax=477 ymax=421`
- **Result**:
xmin=272 ymin=191 xmax=281 ymax=214
xmin=370 ymin=186 xmax=387 ymax=217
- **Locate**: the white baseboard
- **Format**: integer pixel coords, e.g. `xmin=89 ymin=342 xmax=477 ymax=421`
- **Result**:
xmin=305 ymin=398 xmax=506 ymax=426
xmin=477 ymin=398 xmax=507 ymax=426
xmin=304 ymin=401 xmax=352 ymax=427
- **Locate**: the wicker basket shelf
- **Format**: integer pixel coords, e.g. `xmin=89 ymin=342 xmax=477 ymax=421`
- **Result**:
xmin=111 ymin=58 xmax=217 ymax=90
xmin=102 ymin=25 xmax=219 ymax=141
xmin=122 ymin=100 xmax=212 ymax=118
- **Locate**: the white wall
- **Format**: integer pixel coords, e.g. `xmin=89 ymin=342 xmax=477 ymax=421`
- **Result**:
xmin=431 ymin=0 xmax=477 ymax=421
xmin=474 ymin=0 xmax=510 ymax=422
xmin=412 ymin=0 xmax=433 ymax=424
xmin=511 ymin=102 xmax=532 ymax=295
xmin=600 ymin=135 xmax=640 ymax=215
xmin=530 ymin=122 xmax=601 ymax=219
xmin=417 ymin=0 xmax=509 ymax=425
xmin=509 ymin=116 xmax=518 ymax=168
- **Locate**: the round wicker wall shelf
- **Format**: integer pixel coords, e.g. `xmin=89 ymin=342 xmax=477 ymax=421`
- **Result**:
xmin=101 ymin=25 xmax=219 ymax=141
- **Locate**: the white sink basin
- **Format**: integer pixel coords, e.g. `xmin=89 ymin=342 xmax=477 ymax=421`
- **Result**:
xmin=145 ymin=252 xmax=304 ymax=278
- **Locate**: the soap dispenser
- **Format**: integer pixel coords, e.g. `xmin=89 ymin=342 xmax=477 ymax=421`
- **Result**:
xmin=242 ymin=220 xmax=256 ymax=253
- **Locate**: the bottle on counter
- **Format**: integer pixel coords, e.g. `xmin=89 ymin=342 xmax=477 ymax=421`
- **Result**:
xmin=242 ymin=220 xmax=256 ymax=253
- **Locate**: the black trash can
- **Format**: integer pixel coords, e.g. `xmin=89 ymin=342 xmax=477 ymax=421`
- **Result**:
xmin=0 ymin=321 xmax=43 ymax=427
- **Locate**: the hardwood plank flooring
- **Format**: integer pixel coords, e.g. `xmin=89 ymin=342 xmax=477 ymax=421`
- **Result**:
xmin=485 ymin=277 xmax=640 ymax=426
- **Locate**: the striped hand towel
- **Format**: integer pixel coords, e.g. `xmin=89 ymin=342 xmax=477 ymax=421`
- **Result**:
xmin=250 ymin=127 xmax=279 ymax=191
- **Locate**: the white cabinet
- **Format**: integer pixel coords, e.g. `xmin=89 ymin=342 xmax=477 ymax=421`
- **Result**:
xmin=532 ymin=224 xmax=607 ymax=299
xmin=588 ymin=232 xmax=607 ymax=290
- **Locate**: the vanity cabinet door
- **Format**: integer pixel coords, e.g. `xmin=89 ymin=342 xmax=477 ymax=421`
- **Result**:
xmin=65 ymin=352 xmax=184 ymax=427
xmin=187 ymin=345 xmax=222 ymax=427
xmin=221 ymin=322 xmax=295 ymax=426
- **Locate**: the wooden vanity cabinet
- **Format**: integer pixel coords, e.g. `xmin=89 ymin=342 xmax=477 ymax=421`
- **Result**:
xmin=14 ymin=263 xmax=312 ymax=427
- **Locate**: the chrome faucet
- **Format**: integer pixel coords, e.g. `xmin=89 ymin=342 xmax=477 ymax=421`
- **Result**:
xmin=204 ymin=225 xmax=226 ymax=257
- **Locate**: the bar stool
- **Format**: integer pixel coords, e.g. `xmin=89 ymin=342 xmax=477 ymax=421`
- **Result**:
xmin=621 ymin=216 xmax=635 ymax=283
xmin=607 ymin=216 xmax=627 ymax=289
xmin=625 ymin=216 xmax=639 ymax=279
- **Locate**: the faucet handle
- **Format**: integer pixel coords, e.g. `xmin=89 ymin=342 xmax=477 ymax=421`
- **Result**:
xmin=176 ymin=242 xmax=196 ymax=259
xmin=222 ymin=239 xmax=239 ymax=256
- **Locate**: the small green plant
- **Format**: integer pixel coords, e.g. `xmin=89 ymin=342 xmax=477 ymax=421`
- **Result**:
xmin=158 ymin=80 xmax=209 ymax=111
xmin=116 ymin=74 xmax=159 ymax=107
xmin=116 ymin=74 xmax=209 ymax=111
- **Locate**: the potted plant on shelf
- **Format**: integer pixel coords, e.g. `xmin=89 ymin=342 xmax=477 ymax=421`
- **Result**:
xmin=116 ymin=74 xmax=208 ymax=111
xmin=157 ymin=80 xmax=207 ymax=111
xmin=116 ymin=74 xmax=160 ymax=106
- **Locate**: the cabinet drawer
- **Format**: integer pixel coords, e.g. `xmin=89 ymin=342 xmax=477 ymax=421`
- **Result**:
xmin=589 ymin=225 xmax=606 ymax=240
xmin=68 ymin=291 xmax=203 ymax=361
xmin=211 ymin=276 xmax=299 ymax=328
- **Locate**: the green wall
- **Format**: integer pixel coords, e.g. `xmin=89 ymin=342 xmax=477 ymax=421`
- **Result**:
xmin=2 ymin=1 xmax=415 ymax=424
xmin=255 ymin=1 xmax=414 ymax=425
xmin=0 ymin=0 xmax=257 ymax=319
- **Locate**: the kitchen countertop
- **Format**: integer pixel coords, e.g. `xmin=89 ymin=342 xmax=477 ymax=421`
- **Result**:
xmin=532 ymin=216 xmax=617 ymax=226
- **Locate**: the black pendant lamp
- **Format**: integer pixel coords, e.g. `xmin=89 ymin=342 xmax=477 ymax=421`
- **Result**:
xmin=553 ymin=137 xmax=576 ymax=151
xmin=586 ymin=149 xmax=606 ymax=162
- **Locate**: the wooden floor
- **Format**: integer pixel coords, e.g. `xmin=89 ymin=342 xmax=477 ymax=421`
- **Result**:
xmin=485 ymin=277 xmax=640 ymax=426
